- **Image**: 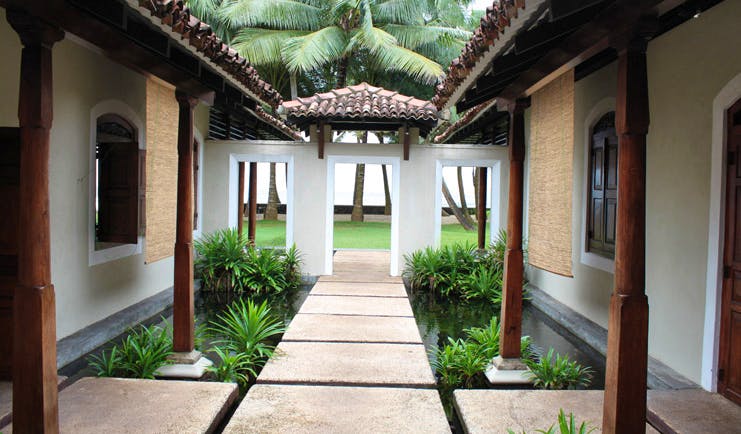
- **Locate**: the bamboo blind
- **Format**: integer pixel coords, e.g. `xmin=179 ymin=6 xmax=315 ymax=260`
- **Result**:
xmin=527 ymin=69 xmax=575 ymax=277
xmin=144 ymin=79 xmax=178 ymax=264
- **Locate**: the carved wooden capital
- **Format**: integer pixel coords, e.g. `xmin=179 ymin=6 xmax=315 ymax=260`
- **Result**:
xmin=6 ymin=10 xmax=63 ymax=49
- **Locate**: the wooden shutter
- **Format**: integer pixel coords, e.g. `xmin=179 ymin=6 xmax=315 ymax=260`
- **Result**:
xmin=0 ymin=127 xmax=19 ymax=380
xmin=587 ymin=113 xmax=617 ymax=258
xmin=138 ymin=149 xmax=146 ymax=236
xmin=97 ymin=141 xmax=139 ymax=244
xmin=193 ymin=139 xmax=199 ymax=231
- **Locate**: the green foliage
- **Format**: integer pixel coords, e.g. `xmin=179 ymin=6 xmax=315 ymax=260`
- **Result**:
xmin=87 ymin=323 xmax=173 ymax=379
xmin=463 ymin=316 xmax=499 ymax=360
xmin=205 ymin=346 xmax=254 ymax=387
xmin=194 ymin=229 xmax=302 ymax=294
xmin=403 ymin=231 xmax=525 ymax=307
xmin=208 ymin=298 xmax=286 ymax=367
xmin=525 ymin=349 xmax=593 ymax=390
xmin=508 ymin=409 xmax=597 ymax=434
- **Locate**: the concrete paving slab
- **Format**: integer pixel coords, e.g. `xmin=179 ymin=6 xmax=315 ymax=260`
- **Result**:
xmin=453 ymin=390 xmax=659 ymax=434
xmin=311 ymin=281 xmax=407 ymax=297
xmin=3 ymin=377 xmax=237 ymax=434
xmin=647 ymin=389 xmax=741 ymax=434
xmin=282 ymin=313 xmax=423 ymax=343
xmin=321 ymin=251 xmax=403 ymax=283
xmin=258 ymin=341 xmax=436 ymax=387
xmin=224 ymin=384 xmax=451 ymax=434
xmin=298 ymin=295 xmax=414 ymax=317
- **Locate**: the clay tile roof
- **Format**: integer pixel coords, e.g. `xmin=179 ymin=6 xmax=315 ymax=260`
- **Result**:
xmin=432 ymin=0 xmax=526 ymax=110
xmin=433 ymin=99 xmax=498 ymax=143
xmin=279 ymin=82 xmax=439 ymax=127
xmin=254 ymin=107 xmax=303 ymax=141
xmin=139 ymin=0 xmax=283 ymax=110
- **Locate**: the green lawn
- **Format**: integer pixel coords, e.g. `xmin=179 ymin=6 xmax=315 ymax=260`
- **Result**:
xmin=253 ymin=219 xmax=488 ymax=249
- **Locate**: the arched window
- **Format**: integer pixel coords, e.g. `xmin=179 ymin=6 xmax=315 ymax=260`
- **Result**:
xmin=586 ymin=112 xmax=617 ymax=259
xmin=95 ymin=114 xmax=144 ymax=249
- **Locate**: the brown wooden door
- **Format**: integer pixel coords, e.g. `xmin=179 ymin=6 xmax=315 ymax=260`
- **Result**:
xmin=0 ymin=127 xmax=20 ymax=380
xmin=720 ymin=97 xmax=741 ymax=405
xmin=587 ymin=112 xmax=618 ymax=258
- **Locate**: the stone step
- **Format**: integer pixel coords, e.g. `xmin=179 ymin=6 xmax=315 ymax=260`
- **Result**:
xmin=282 ymin=313 xmax=423 ymax=344
xmin=310 ymin=281 xmax=407 ymax=297
xmin=2 ymin=377 xmax=237 ymax=433
xmin=647 ymin=389 xmax=741 ymax=434
xmin=298 ymin=295 xmax=414 ymax=317
xmin=258 ymin=341 xmax=436 ymax=388
xmin=223 ymin=384 xmax=451 ymax=434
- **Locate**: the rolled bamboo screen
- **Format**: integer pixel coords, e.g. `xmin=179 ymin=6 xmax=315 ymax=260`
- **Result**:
xmin=145 ymin=79 xmax=178 ymax=264
xmin=527 ymin=69 xmax=575 ymax=277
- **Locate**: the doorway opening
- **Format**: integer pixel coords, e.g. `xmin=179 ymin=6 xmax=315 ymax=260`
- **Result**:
xmin=325 ymin=156 xmax=400 ymax=276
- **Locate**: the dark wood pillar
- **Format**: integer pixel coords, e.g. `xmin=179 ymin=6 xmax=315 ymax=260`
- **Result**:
xmin=603 ymin=33 xmax=651 ymax=434
xmin=248 ymin=162 xmax=257 ymax=243
xmin=8 ymin=11 xmax=63 ymax=433
xmin=499 ymin=101 xmax=526 ymax=360
xmin=237 ymin=162 xmax=245 ymax=236
xmin=403 ymin=125 xmax=410 ymax=161
xmin=317 ymin=122 xmax=325 ymax=159
xmin=477 ymin=167 xmax=488 ymax=249
xmin=173 ymin=90 xmax=197 ymax=353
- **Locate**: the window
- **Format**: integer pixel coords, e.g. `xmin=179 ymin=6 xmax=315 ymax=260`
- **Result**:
xmin=586 ymin=112 xmax=617 ymax=259
xmin=193 ymin=139 xmax=199 ymax=231
xmin=95 ymin=114 xmax=145 ymax=250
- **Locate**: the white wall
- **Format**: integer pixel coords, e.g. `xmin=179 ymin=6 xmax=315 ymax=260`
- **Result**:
xmin=202 ymin=140 xmax=509 ymax=276
xmin=525 ymin=0 xmax=741 ymax=385
xmin=0 ymin=11 xmax=212 ymax=340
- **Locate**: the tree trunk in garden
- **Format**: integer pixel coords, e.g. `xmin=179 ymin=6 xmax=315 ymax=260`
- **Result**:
xmin=382 ymin=165 xmax=391 ymax=215
xmin=473 ymin=167 xmax=480 ymax=220
xmin=457 ymin=166 xmax=474 ymax=226
xmin=290 ymin=73 xmax=298 ymax=100
xmin=442 ymin=179 xmax=475 ymax=231
xmin=337 ymin=55 xmax=349 ymax=88
xmin=351 ymin=163 xmax=366 ymax=222
xmin=264 ymin=163 xmax=280 ymax=220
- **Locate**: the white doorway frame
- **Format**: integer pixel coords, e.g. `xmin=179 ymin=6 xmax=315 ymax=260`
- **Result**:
xmin=434 ymin=159 xmax=501 ymax=247
xmin=228 ymin=154 xmax=295 ymax=249
xmin=325 ymin=155 xmax=401 ymax=276
xmin=702 ymin=72 xmax=741 ymax=391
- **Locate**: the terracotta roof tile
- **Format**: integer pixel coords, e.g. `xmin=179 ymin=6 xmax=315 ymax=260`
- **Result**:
xmin=280 ymin=82 xmax=439 ymax=125
xmin=433 ymin=99 xmax=498 ymax=143
xmin=432 ymin=0 xmax=525 ymax=110
xmin=138 ymin=0 xmax=283 ymax=110
xmin=254 ymin=107 xmax=303 ymax=141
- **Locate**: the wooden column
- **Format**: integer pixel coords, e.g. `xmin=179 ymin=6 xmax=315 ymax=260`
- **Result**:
xmin=237 ymin=162 xmax=245 ymax=235
xmin=499 ymin=101 xmax=526 ymax=360
xmin=403 ymin=125 xmax=410 ymax=161
xmin=8 ymin=11 xmax=63 ymax=433
xmin=477 ymin=167 xmax=488 ymax=249
xmin=173 ymin=90 xmax=197 ymax=353
xmin=317 ymin=122 xmax=325 ymax=159
xmin=248 ymin=162 xmax=257 ymax=243
xmin=603 ymin=33 xmax=651 ymax=434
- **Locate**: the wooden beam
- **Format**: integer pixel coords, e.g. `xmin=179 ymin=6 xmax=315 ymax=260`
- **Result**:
xmin=602 ymin=30 xmax=652 ymax=434
xmin=173 ymin=90 xmax=197 ymax=353
xmin=237 ymin=162 xmax=245 ymax=235
xmin=317 ymin=122 xmax=325 ymax=159
xmin=477 ymin=167 xmax=488 ymax=249
xmin=248 ymin=162 xmax=257 ymax=243
xmin=403 ymin=125 xmax=410 ymax=161
xmin=499 ymin=100 xmax=527 ymax=359
xmin=7 ymin=10 xmax=63 ymax=433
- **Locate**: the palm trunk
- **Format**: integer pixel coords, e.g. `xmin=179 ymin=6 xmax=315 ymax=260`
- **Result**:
xmin=337 ymin=55 xmax=349 ymax=88
xmin=351 ymin=163 xmax=365 ymax=222
xmin=473 ymin=167 xmax=480 ymax=221
xmin=443 ymin=179 xmax=475 ymax=231
xmin=457 ymin=166 xmax=474 ymax=225
xmin=265 ymin=163 xmax=280 ymax=220
xmin=382 ymin=165 xmax=391 ymax=216
xmin=290 ymin=73 xmax=298 ymax=100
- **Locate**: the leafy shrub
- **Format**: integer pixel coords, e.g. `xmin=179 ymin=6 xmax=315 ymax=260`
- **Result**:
xmin=508 ymin=409 xmax=596 ymax=434
xmin=525 ymin=349 xmax=593 ymax=390
xmin=194 ymin=228 xmax=302 ymax=293
xmin=208 ymin=298 xmax=286 ymax=371
xmin=463 ymin=265 xmax=504 ymax=304
xmin=87 ymin=323 xmax=172 ymax=379
xmin=205 ymin=346 xmax=254 ymax=387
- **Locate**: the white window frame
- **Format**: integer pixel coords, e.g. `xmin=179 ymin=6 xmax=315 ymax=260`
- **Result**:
xmin=193 ymin=128 xmax=205 ymax=239
xmin=88 ymin=100 xmax=145 ymax=266
xmin=580 ymin=98 xmax=616 ymax=274
xmin=433 ymin=159 xmax=501 ymax=247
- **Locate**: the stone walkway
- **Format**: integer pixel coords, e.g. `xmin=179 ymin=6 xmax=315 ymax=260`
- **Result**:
xmin=224 ymin=250 xmax=450 ymax=433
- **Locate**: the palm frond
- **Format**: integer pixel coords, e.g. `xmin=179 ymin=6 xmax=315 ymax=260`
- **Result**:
xmin=232 ymin=28 xmax=310 ymax=66
xmin=372 ymin=0 xmax=427 ymax=25
xmin=219 ymin=0 xmax=324 ymax=31
xmin=382 ymin=24 xmax=471 ymax=49
xmin=283 ymin=26 xmax=348 ymax=73
xmin=367 ymin=34 xmax=444 ymax=84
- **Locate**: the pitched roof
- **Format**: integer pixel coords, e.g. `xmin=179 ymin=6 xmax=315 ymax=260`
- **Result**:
xmin=140 ymin=0 xmax=283 ymax=110
xmin=431 ymin=0 xmax=536 ymax=111
xmin=254 ymin=107 xmax=303 ymax=141
xmin=280 ymin=83 xmax=439 ymax=131
xmin=433 ymin=99 xmax=498 ymax=143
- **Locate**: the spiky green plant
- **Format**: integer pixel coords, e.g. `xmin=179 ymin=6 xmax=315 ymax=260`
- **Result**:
xmin=243 ymin=247 xmax=288 ymax=294
xmin=195 ymin=228 xmax=252 ymax=292
xmin=87 ymin=323 xmax=173 ymax=379
xmin=205 ymin=346 xmax=254 ymax=387
xmin=464 ymin=316 xmax=500 ymax=360
xmin=525 ymin=349 xmax=593 ymax=390
xmin=87 ymin=346 xmax=123 ymax=377
xmin=208 ymin=298 xmax=286 ymax=362
xmin=508 ymin=409 xmax=597 ymax=434
xmin=462 ymin=264 xmax=503 ymax=304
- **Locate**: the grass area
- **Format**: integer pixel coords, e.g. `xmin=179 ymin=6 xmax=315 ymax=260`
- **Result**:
xmin=253 ymin=219 xmax=488 ymax=248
